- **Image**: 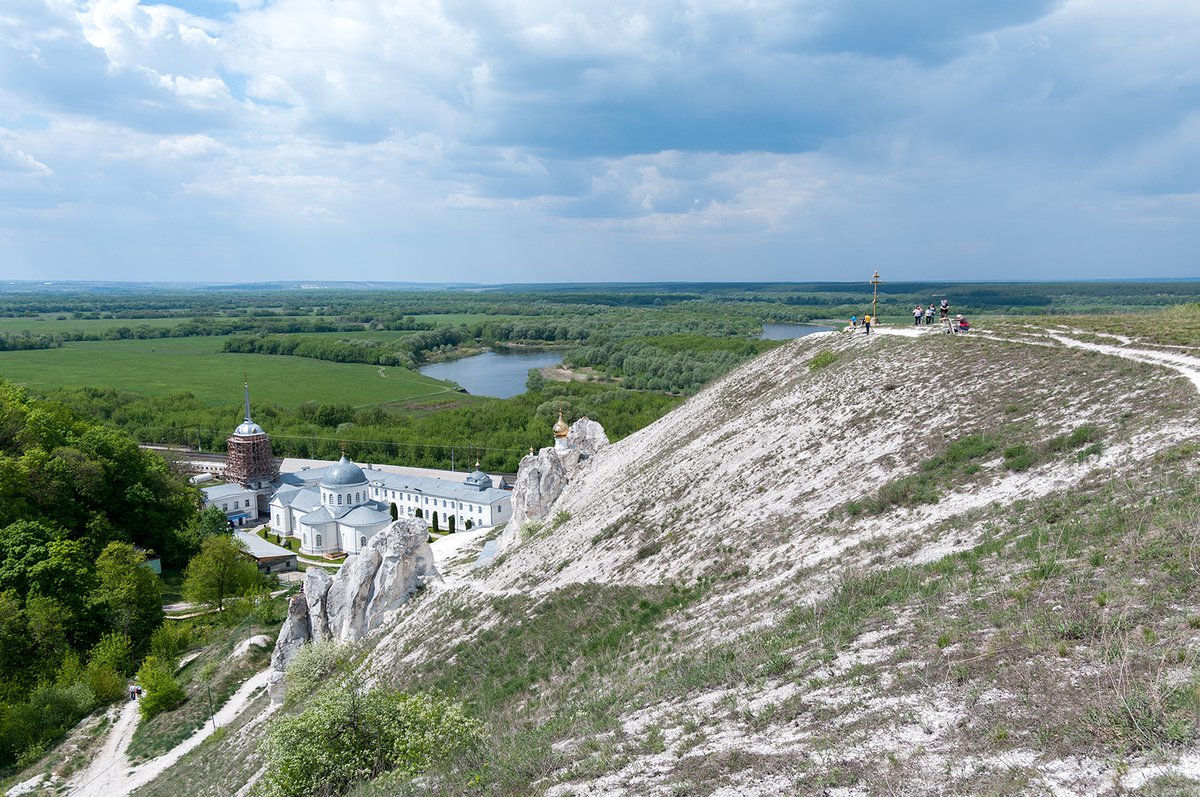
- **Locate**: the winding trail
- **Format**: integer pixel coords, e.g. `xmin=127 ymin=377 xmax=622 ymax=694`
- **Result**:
xmin=67 ymin=669 xmax=271 ymax=797
xmin=874 ymin=325 xmax=1200 ymax=396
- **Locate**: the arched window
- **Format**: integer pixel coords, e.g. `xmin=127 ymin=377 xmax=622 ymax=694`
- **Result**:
xmin=337 ymin=494 xmax=343 ymax=505
xmin=355 ymin=492 xmax=360 ymax=503
xmin=360 ymin=536 xmax=366 ymax=548
xmin=315 ymin=533 xmax=322 ymax=548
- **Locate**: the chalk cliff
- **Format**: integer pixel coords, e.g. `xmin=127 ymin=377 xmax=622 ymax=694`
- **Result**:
xmin=267 ymin=518 xmax=438 ymax=700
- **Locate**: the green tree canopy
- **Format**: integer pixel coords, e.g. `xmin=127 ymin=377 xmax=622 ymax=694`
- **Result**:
xmin=95 ymin=542 xmax=163 ymax=646
xmin=182 ymin=534 xmax=261 ymax=612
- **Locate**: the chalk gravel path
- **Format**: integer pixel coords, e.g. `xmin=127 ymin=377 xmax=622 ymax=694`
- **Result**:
xmin=874 ymin=325 xmax=1200 ymax=395
xmin=67 ymin=669 xmax=271 ymax=797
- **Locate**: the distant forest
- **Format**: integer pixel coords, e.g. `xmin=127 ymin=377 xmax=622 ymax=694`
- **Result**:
xmin=2 ymin=282 xmax=1199 ymax=471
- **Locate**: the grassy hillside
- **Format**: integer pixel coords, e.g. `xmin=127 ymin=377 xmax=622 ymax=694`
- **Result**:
xmin=95 ymin=324 xmax=1200 ymax=796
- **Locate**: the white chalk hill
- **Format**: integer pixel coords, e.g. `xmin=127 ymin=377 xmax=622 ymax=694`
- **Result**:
xmin=145 ymin=328 xmax=1200 ymax=796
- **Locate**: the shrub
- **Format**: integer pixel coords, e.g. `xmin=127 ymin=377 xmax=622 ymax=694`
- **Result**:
xmin=1004 ymin=444 xmax=1035 ymax=471
xmin=1045 ymin=424 xmax=1103 ymax=454
xmin=284 ymin=640 xmax=348 ymax=701
xmin=808 ymin=351 xmax=838 ymax=371
xmin=259 ymin=687 xmax=482 ymax=797
xmin=925 ymin=434 xmax=998 ymax=471
xmin=89 ymin=632 xmax=134 ymax=677
xmin=136 ymin=656 xmax=186 ymax=720
xmin=85 ymin=663 xmax=127 ymax=704
xmin=150 ymin=623 xmax=192 ymax=665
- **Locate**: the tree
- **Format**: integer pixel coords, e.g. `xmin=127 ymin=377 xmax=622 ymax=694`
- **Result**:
xmin=182 ymin=535 xmax=260 ymax=612
xmin=431 ymin=513 xmax=439 ymax=533
xmin=388 ymin=502 xmax=398 ymax=521
xmin=135 ymin=656 xmax=185 ymax=720
xmin=447 ymin=515 xmax=455 ymax=533
xmin=414 ymin=508 xmax=423 ymax=520
xmin=190 ymin=506 xmax=231 ymax=543
xmin=95 ymin=542 xmax=163 ymax=645
xmin=465 ymin=518 xmax=473 ymax=530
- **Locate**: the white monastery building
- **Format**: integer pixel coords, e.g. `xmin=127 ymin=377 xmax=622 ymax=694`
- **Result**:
xmin=270 ymin=456 xmax=510 ymax=556
xmin=201 ymin=384 xmax=512 ymax=555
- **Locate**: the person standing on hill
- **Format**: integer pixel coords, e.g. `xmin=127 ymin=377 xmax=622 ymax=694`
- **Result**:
xmin=940 ymin=298 xmax=950 ymax=320
xmin=851 ymin=314 xmax=858 ymax=328
xmin=863 ymin=313 xmax=872 ymax=335
xmin=913 ymin=306 xmax=923 ymax=326
xmin=925 ymin=304 xmax=934 ymax=324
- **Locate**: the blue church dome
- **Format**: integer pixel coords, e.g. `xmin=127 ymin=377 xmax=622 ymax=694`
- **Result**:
xmin=321 ymin=456 xmax=367 ymax=488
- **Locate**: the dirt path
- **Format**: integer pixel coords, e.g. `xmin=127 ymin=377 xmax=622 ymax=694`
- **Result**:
xmin=67 ymin=669 xmax=271 ymax=797
xmin=68 ymin=700 xmax=139 ymax=797
xmin=877 ymin=325 xmax=1200 ymax=396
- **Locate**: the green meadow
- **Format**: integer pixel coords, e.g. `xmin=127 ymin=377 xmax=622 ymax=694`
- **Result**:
xmin=0 ymin=336 xmax=466 ymax=409
xmin=0 ymin=316 xmax=189 ymax=333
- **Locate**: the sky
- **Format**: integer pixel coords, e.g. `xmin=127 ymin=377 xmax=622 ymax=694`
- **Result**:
xmin=1 ymin=0 xmax=1198 ymax=283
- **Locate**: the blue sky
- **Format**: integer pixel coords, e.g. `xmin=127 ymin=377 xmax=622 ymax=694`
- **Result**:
xmin=1 ymin=0 xmax=1197 ymax=282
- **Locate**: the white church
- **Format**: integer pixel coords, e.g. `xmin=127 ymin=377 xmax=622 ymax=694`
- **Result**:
xmin=201 ymin=384 xmax=513 ymax=557
xmin=269 ymin=456 xmax=510 ymax=556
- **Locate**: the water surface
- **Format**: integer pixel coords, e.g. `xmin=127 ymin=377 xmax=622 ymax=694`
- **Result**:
xmin=418 ymin=349 xmax=564 ymax=398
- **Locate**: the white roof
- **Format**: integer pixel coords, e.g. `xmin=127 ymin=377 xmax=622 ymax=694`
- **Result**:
xmin=274 ymin=459 xmax=509 ymax=506
xmin=235 ymin=531 xmax=294 ymax=560
xmin=279 ymin=458 xmax=504 ymax=488
xmin=203 ymin=483 xmax=251 ymax=501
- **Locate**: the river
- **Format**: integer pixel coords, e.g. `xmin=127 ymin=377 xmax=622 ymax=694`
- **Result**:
xmin=418 ymin=349 xmax=566 ymax=398
xmin=421 ymin=328 xmax=833 ymax=398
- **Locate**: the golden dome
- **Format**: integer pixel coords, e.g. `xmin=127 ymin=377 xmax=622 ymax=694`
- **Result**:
xmin=552 ymin=408 xmax=569 ymax=438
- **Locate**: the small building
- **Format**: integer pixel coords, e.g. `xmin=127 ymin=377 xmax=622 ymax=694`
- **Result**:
xmin=234 ymin=531 xmax=298 ymax=575
xmin=201 ymin=482 xmax=260 ymax=526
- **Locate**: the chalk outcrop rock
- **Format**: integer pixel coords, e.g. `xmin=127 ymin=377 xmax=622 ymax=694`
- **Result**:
xmin=267 ymin=519 xmax=439 ymax=701
xmin=267 ymin=592 xmax=315 ymax=698
xmin=501 ymin=417 xmax=607 ymax=549
xmin=567 ymin=417 xmax=609 ymax=456
xmin=508 ymin=449 xmax=570 ymax=531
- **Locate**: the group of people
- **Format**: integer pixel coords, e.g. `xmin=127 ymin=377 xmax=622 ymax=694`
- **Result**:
xmin=913 ymin=299 xmax=950 ymax=325
xmin=847 ymin=298 xmax=970 ymax=335
xmin=848 ymin=313 xmax=874 ymax=334
xmin=913 ymin=298 xmax=970 ymax=332
xmin=128 ymin=683 xmax=144 ymax=701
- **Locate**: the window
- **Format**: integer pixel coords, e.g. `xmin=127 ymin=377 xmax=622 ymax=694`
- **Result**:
xmin=222 ymin=504 xmax=228 ymax=511
xmin=360 ymin=536 xmax=366 ymax=548
xmin=355 ymin=492 xmax=360 ymax=503
xmin=316 ymin=533 xmax=323 ymax=548
xmin=337 ymin=494 xmax=343 ymax=505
